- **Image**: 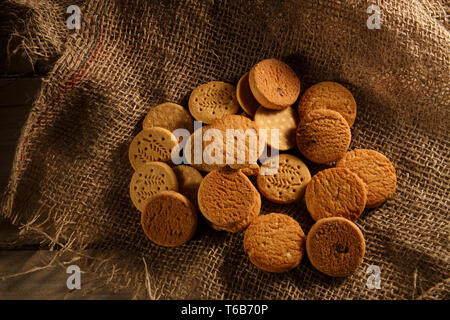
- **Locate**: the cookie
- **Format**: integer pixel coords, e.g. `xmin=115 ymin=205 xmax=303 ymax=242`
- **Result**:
xmin=249 ymin=58 xmax=300 ymax=110
xmin=296 ymin=109 xmax=351 ymax=164
xmin=184 ymin=126 xmax=224 ymax=172
xmin=129 ymin=127 xmax=178 ymax=170
xmin=233 ymin=163 xmax=260 ymax=176
xmin=305 ymin=168 xmax=367 ymax=221
xmin=198 ymin=168 xmax=259 ymax=227
xmin=189 ymin=81 xmax=240 ymax=124
xmin=336 ymin=149 xmax=396 ymax=208
xmin=298 ymin=82 xmax=357 ymax=127
xmin=130 ymin=162 xmax=178 ymax=212
xmin=143 ymin=102 xmax=194 ymax=134
xmin=244 ymin=213 xmax=306 ymax=273
xmin=209 ymin=188 xmax=261 ymax=233
xmin=236 ymin=72 xmax=260 ymax=117
xmin=210 ymin=114 xmax=262 ymax=166
xmin=306 ymin=217 xmax=365 ymax=277
xmin=141 ymin=191 xmax=197 ymax=247
xmin=257 ymin=154 xmax=311 ymax=204
xmin=254 ymin=106 xmax=299 ymax=151
xmin=173 ymin=165 xmax=203 ymax=206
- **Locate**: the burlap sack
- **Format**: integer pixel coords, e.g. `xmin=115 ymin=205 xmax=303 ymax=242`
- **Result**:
xmin=2 ymin=0 xmax=449 ymax=299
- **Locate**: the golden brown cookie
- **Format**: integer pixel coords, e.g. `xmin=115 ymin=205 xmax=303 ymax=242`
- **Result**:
xmin=141 ymin=191 xmax=197 ymax=247
xmin=336 ymin=149 xmax=396 ymax=208
xmin=189 ymin=81 xmax=240 ymax=124
xmin=210 ymin=115 xmax=262 ymax=167
xmin=233 ymin=163 xmax=260 ymax=176
xmin=209 ymin=188 xmax=261 ymax=233
xmin=143 ymin=102 xmax=194 ymax=133
xmin=198 ymin=168 xmax=259 ymax=228
xmin=257 ymin=154 xmax=311 ymax=204
xmin=306 ymin=217 xmax=365 ymax=277
xmin=244 ymin=213 xmax=306 ymax=273
xmin=249 ymin=58 xmax=300 ymax=110
xmin=129 ymin=127 xmax=178 ymax=170
xmin=184 ymin=126 xmax=224 ymax=172
xmin=296 ymin=109 xmax=351 ymax=164
xmin=130 ymin=162 xmax=178 ymax=212
xmin=236 ymin=72 xmax=260 ymax=117
xmin=298 ymin=82 xmax=357 ymax=127
xmin=254 ymin=106 xmax=299 ymax=150
xmin=305 ymin=168 xmax=367 ymax=221
xmin=172 ymin=165 xmax=203 ymax=206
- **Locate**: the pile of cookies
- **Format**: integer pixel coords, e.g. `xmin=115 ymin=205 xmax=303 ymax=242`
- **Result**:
xmin=128 ymin=58 xmax=397 ymax=277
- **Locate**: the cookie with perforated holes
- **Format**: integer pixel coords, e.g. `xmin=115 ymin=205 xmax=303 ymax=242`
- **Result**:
xmin=129 ymin=127 xmax=178 ymax=170
xmin=257 ymin=154 xmax=311 ymax=204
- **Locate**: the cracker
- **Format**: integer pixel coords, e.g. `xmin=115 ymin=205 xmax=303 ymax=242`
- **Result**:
xmin=296 ymin=109 xmax=351 ymax=164
xmin=236 ymin=72 xmax=260 ymax=117
xmin=188 ymin=81 xmax=240 ymax=124
xmin=298 ymin=82 xmax=357 ymax=127
xmin=129 ymin=127 xmax=178 ymax=170
xmin=254 ymin=106 xmax=299 ymax=150
xmin=173 ymin=165 xmax=203 ymax=206
xmin=249 ymin=58 xmax=300 ymax=110
xmin=257 ymin=154 xmax=311 ymax=204
xmin=141 ymin=191 xmax=197 ymax=247
xmin=336 ymin=149 xmax=396 ymax=208
xmin=143 ymin=102 xmax=194 ymax=133
xmin=305 ymin=168 xmax=367 ymax=221
xmin=244 ymin=213 xmax=306 ymax=273
xmin=129 ymin=162 xmax=178 ymax=212
xmin=306 ymin=217 xmax=365 ymax=277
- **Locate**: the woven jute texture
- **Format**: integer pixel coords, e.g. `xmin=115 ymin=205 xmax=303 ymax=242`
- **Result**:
xmin=2 ymin=0 xmax=449 ymax=299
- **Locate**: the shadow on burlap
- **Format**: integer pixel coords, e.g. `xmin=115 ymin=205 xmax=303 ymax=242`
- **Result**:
xmin=1 ymin=0 xmax=449 ymax=299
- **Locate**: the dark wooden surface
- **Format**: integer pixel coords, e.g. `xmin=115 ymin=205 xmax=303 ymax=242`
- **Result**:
xmin=0 ymin=18 xmax=132 ymax=299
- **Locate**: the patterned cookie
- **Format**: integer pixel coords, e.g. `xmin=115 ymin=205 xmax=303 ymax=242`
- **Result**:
xmin=296 ymin=109 xmax=351 ymax=164
xmin=130 ymin=162 xmax=178 ymax=212
xmin=236 ymin=72 xmax=260 ymax=117
xmin=244 ymin=213 xmax=306 ymax=273
xmin=254 ymin=106 xmax=299 ymax=150
xmin=129 ymin=127 xmax=178 ymax=170
xmin=209 ymin=188 xmax=261 ymax=233
xmin=257 ymin=154 xmax=311 ymax=204
xmin=143 ymin=102 xmax=194 ymax=134
xmin=298 ymin=82 xmax=357 ymax=127
xmin=249 ymin=58 xmax=300 ymax=110
xmin=184 ymin=126 xmax=224 ymax=172
xmin=141 ymin=191 xmax=197 ymax=247
xmin=336 ymin=149 xmax=396 ymax=208
xmin=305 ymin=168 xmax=367 ymax=221
xmin=210 ymin=115 xmax=262 ymax=167
xmin=198 ymin=168 xmax=260 ymax=228
xmin=306 ymin=217 xmax=365 ymax=277
xmin=173 ymin=165 xmax=203 ymax=206
xmin=189 ymin=81 xmax=240 ymax=124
